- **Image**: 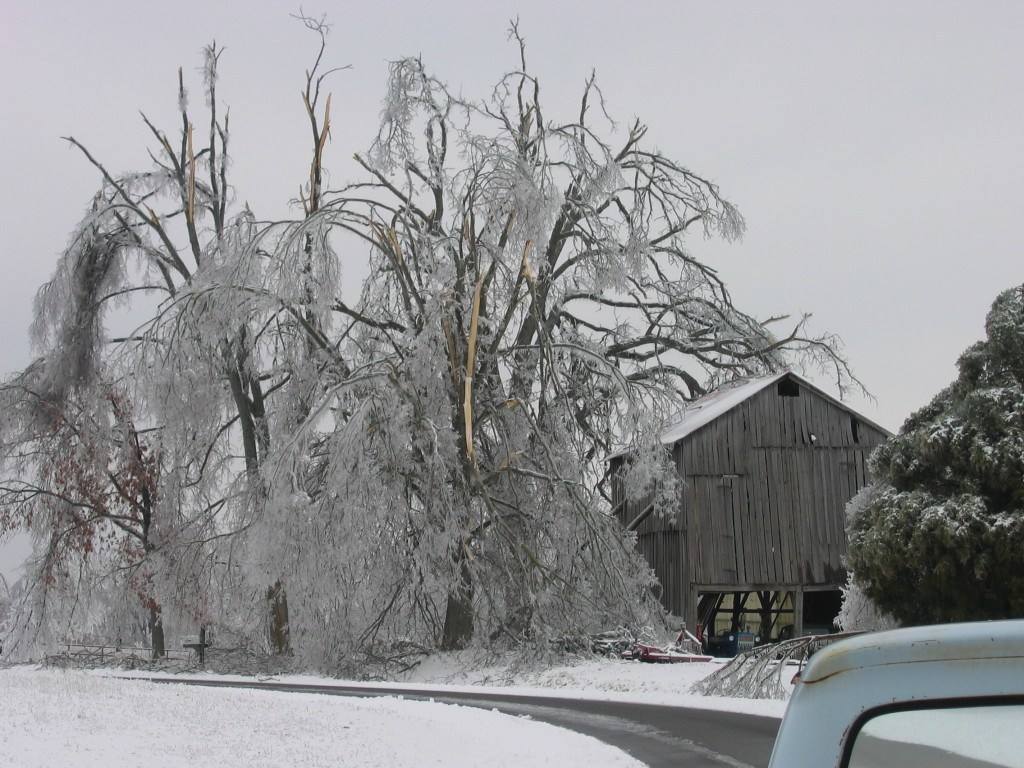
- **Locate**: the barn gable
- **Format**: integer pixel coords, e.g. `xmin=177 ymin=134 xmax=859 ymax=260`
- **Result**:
xmin=612 ymin=371 xmax=890 ymax=644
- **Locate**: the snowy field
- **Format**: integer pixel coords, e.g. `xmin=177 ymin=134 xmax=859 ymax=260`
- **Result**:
xmin=0 ymin=657 xmax=789 ymax=767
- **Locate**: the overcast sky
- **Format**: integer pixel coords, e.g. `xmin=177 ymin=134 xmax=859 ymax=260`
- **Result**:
xmin=1 ymin=1 xmax=1021 ymax=582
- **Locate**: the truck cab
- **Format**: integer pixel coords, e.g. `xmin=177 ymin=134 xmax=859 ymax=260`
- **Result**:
xmin=768 ymin=619 xmax=1024 ymax=767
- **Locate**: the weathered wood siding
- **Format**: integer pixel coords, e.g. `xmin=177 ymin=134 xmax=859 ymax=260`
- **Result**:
xmin=614 ymin=375 xmax=889 ymax=621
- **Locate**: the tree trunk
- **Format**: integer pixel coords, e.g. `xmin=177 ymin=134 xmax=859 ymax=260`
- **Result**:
xmin=149 ymin=606 xmax=165 ymax=659
xmin=268 ymin=581 xmax=291 ymax=655
xmin=441 ymin=544 xmax=474 ymax=650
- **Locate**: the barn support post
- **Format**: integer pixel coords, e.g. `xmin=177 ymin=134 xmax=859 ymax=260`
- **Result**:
xmin=793 ymin=586 xmax=805 ymax=638
xmin=758 ymin=591 xmax=775 ymax=640
xmin=685 ymin=584 xmax=699 ymax=636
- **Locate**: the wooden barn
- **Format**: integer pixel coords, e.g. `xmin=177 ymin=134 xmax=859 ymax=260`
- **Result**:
xmin=611 ymin=371 xmax=890 ymax=646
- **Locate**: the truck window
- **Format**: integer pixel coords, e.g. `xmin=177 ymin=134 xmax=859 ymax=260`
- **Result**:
xmin=846 ymin=702 xmax=1024 ymax=768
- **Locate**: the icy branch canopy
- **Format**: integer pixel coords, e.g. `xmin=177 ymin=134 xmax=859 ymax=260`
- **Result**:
xmin=0 ymin=26 xmax=856 ymax=669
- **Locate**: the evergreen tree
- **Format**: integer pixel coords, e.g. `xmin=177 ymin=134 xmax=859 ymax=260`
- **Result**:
xmin=847 ymin=286 xmax=1024 ymax=624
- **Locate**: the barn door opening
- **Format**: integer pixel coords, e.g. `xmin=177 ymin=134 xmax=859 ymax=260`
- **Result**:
xmin=697 ymin=587 xmax=843 ymax=653
xmin=777 ymin=588 xmax=843 ymax=640
xmin=698 ymin=589 xmax=835 ymax=655
xmin=698 ymin=590 xmax=789 ymax=655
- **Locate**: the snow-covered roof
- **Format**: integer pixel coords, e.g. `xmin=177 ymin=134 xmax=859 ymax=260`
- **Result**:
xmin=657 ymin=372 xmax=790 ymax=446
xmin=610 ymin=370 xmax=887 ymax=461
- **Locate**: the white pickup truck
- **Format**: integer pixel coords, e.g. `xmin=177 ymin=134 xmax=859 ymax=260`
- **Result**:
xmin=768 ymin=619 xmax=1024 ymax=767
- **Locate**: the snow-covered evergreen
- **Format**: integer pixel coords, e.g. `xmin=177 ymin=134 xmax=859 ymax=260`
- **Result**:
xmin=847 ymin=285 xmax=1024 ymax=624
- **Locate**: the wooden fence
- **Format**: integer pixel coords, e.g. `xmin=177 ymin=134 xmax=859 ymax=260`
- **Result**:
xmin=51 ymin=643 xmax=193 ymax=668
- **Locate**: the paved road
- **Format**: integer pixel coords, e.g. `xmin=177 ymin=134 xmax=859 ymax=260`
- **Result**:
xmin=150 ymin=677 xmax=780 ymax=767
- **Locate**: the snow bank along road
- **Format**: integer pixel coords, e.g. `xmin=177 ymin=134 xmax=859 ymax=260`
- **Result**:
xmin=148 ymin=676 xmax=781 ymax=767
xmin=0 ymin=668 xmax=642 ymax=767
xmin=1 ymin=659 xmax=787 ymax=767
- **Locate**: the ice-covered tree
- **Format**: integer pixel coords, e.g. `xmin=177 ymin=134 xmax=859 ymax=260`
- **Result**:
xmin=0 ymin=42 xmax=282 ymax=658
xmin=847 ymin=285 xmax=1024 ymax=624
xmin=1 ymin=19 xmax=858 ymax=670
xmin=836 ymin=573 xmax=898 ymax=632
xmin=0 ymin=376 xmax=193 ymax=657
xmin=233 ymin=25 xmax=857 ymax=667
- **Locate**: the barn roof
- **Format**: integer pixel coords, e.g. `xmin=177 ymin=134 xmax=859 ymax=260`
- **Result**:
xmin=608 ymin=371 xmax=889 ymax=461
xmin=610 ymin=371 xmax=890 ymax=461
xmin=662 ymin=370 xmax=893 ymax=446
xmin=658 ymin=372 xmax=791 ymax=445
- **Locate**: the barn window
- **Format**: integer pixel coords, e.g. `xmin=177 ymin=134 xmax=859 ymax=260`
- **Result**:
xmin=777 ymin=378 xmax=800 ymax=397
xmin=851 ymin=417 xmax=861 ymax=444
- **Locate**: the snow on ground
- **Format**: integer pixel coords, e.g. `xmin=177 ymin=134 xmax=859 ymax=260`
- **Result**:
xmin=0 ymin=666 xmax=645 ymax=768
xmin=394 ymin=653 xmax=792 ymax=717
xmin=0 ymin=655 xmax=791 ymax=767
